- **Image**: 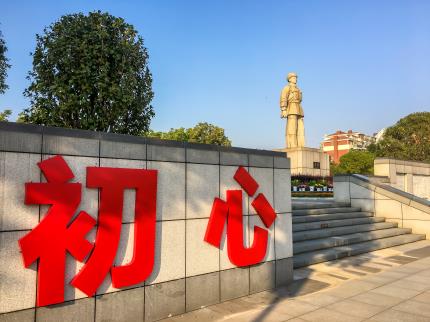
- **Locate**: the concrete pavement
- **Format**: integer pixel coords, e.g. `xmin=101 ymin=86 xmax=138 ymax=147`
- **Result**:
xmin=162 ymin=240 xmax=430 ymax=322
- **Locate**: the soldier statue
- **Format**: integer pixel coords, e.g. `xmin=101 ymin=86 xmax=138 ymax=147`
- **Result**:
xmin=280 ymin=72 xmax=305 ymax=148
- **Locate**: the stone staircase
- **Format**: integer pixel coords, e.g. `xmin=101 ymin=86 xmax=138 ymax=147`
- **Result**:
xmin=292 ymin=201 xmax=426 ymax=268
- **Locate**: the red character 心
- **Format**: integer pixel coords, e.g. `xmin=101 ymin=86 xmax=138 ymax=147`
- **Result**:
xmin=204 ymin=166 xmax=277 ymax=266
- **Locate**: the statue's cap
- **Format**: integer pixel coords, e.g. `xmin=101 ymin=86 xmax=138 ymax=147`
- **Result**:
xmin=287 ymin=72 xmax=297 ymax=80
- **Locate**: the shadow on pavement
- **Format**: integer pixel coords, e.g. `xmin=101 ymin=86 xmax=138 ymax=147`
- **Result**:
xmin=251 ymin=278 xmax=329 ymax=322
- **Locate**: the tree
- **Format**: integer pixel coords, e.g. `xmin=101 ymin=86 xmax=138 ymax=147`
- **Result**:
xmin=147 ymin=127 xmax=189 ymax=142
xmin=0 ymin=109 xmax=12 ymax=121
xmin=369 ymin=112 xmax=430 ymax=163
xmin=146 ymin=122 xmax=232 ymax=146
xmin=0 ymin=28 xmax=11 ymax=94
xmin=21 ymin=11 xmax=154 ymax=135
xmin=331 ymin=150 xmax=375 ymax=175
xmin=187 ymin=122 xmax=231 ymax=146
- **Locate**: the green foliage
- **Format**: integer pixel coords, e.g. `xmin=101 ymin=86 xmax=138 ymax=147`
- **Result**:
xmin=291 ymin=179 xmax=300 ymax=186
xmin=146 ymin=122 xmax=231 ymax=146
xmin=318 ymin=179 xmax=328 ymax=186
xmin=0 ymin=28 xmax=10 ymax=94
xmin=21 ymin=11 xmax=154 ymax=135
xmin=369 ymin=112 xmax=430 ymax=163
xmin=0 ymin=109 xmax=12 ymax=121
xmin=331 ymin=150 xmax=375 ymax=175
xmin=146 ymin=127 xmax=189 ymax=142
xmin=16 ymin=112 xmax=27 ymax=123
xmin=308 ymin=180 xmax=317 ymax=187
xmin=366 ymin=142 xmax=377 ymax=154
xmin=187 ymin=122 xmax=231 ymax=146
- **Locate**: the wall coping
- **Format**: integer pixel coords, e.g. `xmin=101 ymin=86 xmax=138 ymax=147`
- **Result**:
xmin=375 ymin=157 xmax=430 ymax=168
xmin=334 ymin=174 xmax=430 ymax=212
xmin=0 ymin=121 xmax=286 ymax=157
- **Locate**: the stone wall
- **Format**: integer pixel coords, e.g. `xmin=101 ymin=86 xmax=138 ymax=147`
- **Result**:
xmin=0 ymin=122 xmax=293 ymax=322
xmin=275 ymin=147 xmax=330 ymax=177
xmin=374 ymin=158 xmax=430 ymax=200
xmin=334 ymin=174 xmax=430 ymax=239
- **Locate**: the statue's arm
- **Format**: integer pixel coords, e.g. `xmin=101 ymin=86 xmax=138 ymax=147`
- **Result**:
xmin=280 ymin=86 xmax=289 ymax=118
xmin=280 ymin=86 xmax=289 ymax=109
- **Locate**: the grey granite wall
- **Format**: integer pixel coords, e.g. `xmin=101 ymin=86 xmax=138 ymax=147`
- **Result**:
xmin=374 ymin=158 xmax=430 ymax=200
xmin=0 ymin=122 xmax=293 ymax=322
xmin=334 ymin=174 xmax=430 ymax=239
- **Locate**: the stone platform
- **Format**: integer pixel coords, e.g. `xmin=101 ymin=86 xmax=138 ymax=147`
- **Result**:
xmin=275 ymin=147 xmax=330 ymax=177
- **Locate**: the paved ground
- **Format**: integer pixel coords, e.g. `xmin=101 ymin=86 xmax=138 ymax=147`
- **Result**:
xmin=162 ymin=240 xmax=430 ymax=322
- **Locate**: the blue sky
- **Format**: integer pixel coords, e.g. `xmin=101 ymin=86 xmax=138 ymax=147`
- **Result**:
xmin=1 ymin=0 xmax=429 ymax=149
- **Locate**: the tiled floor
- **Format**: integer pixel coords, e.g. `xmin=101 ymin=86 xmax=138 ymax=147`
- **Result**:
xmin=162 ymin=240 xmax=430 ymax=321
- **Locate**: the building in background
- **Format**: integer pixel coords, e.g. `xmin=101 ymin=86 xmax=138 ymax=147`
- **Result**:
xmin=322 ymin=130 xmax=375 ymax=163
xmin=374 ymin=128 xmax=386 ymax=142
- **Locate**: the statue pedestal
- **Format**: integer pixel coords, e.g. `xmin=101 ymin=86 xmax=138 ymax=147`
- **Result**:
xmin=276 ymin=147 xmax=330 ymax=177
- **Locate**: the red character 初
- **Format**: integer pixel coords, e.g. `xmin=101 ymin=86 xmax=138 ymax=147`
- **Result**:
xmin=204 ymin=166 xmax=277 ymax=266
xmin=19 ymin=155 xmax=157 ymax=306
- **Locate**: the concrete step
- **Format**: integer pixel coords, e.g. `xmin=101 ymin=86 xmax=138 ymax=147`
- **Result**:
xmin=293 ymin=217 xmax=385 ymax=232
xmin=293 ymin=222 xmax=398 ymax=242
xmin=293 ymin=212 xmax=373 ymax=224
xmin=293 ymin=207 xmax=362 ymax=216
xmin=293 ymin=228 xmax=412 ymax=255
xmin=292 ymin=202 xmax=350 ymax=210
xmin=293 ymin=234 xmax=426 ymax=268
